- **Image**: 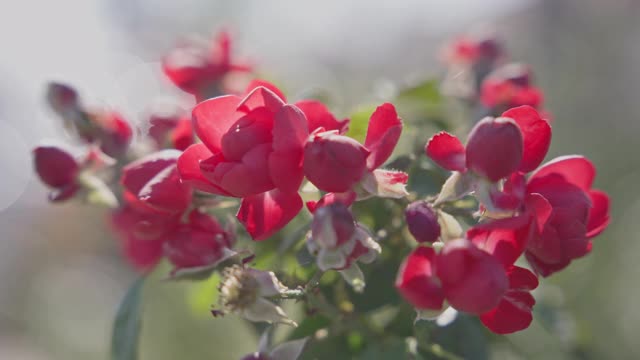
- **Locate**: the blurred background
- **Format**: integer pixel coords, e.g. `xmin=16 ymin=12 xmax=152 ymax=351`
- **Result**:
xmin=1 ymin=0 xmax=639 ymax=358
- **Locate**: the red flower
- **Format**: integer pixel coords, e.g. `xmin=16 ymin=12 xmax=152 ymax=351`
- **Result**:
xmin=426 ymin=106 xmax=551 ymax=181
xmin=122 ymin=150 xmax=192 ymax=215
xmin=480 ymin=64 xmax=544 ymax=111
xmin=163 ymin=209 xmax=235 ymax=272
xmin=435 ymin=239 xmax=508 ymax=314
xmin=45 ymin=83 xmax=133 ymax=158
xmin=524 ymin=156 xmax=610 ymax=276
xmin=303 ymin=103 xmax=405 ymax=196
xmin=87 ymin=111 xmax=133 ymax=158
xmin=396 ymin=240 xmax=509 ymax=315
xmin=178 ymin=82 xmax=307 ymax=240
xmin=395 ymin=246 xmax=445 ymax=310
xmin=480 ymin=266 xmax=538 ymax=334
xmin=148 ymin=109 xmax=194 ymax=151
xmin=162 ymin=31 xmax=251 ymax=99
xmin=33 ymin=146 xmax=80 ymax=202
xmin=110 ymin=204 xmax=181 ymax=271
xmin=442 ymin=32 xmax=503 ymax=67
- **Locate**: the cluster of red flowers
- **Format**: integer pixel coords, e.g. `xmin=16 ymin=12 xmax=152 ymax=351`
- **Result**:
xmin=32 ymin=29 xmax=610 ymax=341
xmin=397 ymin=105 xmax=609 ymax=334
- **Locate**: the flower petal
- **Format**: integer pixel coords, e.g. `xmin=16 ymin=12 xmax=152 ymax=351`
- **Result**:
xmin=295 ymin=99 xmax=349 ymax=133
xmin=244 ymin=79 xmax=287 ymax=103
xmin=177 ymin=143 xmax=231 ymax=195
xmin=192 ymin=95 xmax=243 ymax=153
xmin=425 ymin=132 xmax=466 ymax=172
xmin=467 ymin=215 xmax=532 ymax=269
xmin=586 ymin=189 xmax=610 ymax=238
xmin=237 ymin=189 xmax=303 ymax=241
xmin=238 ymin=85 xmax=285 ymax=114
xmin=530 ymin=155 xmax=596 ymax=191
xmin=33 ymin=146 xmax=79 ymax=188
xmin=395 ymin=246 xmax=445 ymax=310
xmin=480 ymin=266 xmax=538 ymax=334
xmin=364 ymin=103 xmax=402 ymax=170
xmin=202 ymin=144 xmax=274 ymax=197
xmin=268 ymin=105 xmax=309 ymax=192
xmin=502 ymin=106 xmax=551 ymax=172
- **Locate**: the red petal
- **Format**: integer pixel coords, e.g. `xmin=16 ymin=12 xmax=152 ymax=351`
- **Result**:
xmin=202 ymin=144 xmax=274 ymax=197
xmin=243 ymin=79 xmax=287 ymax=103
xmin=502 ymin=106 xmax=551 ymax=172
xmin=465 ymin=117 xmax=523 ymax=182
xmin=524 ymin=193 xmax=553 ymax=234
xmin=237 ymin=85 xmax=285 ymax=114
xmin=237 ymin=189 xmax=303 ymax=241
xmin=467 ymin=215 xmax=532 ymax=268
xmin=395 ymin=246 xmax=445 ymax=310
xmin=268 ymin=104 xmax=308 ymax=193
xmin=425 ymin=132 xmax=466 ymax=172
xmin=192 ymin=95 xmax=243 ymax=153
xmin=177 ymin=144 xmax=230 ymax=195
xmin=171 ymin=118 xmax=194 ymax=151
xmin=295 ymin=100 xmax=348 ymax=133
xmin=364 ymin=103 xmax=402 ymax=170
xmin=33 ymin=146 xmax=79 ymax=188
xmin=435 ymin=239 xmax=508 ymax=314
xmin=586 ymin=189 xmax=610 ymax=238
xmin=480 ymin=266 xmax=538 ymax=334
xmin=122 ymin=150 xmax=192 ymax=213
xmin=530 ymin=155 xmax=595 ymax=191
xmin=306 ymin=191 xmax=357 ymax=213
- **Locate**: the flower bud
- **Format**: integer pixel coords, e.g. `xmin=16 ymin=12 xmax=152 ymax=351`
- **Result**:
xmin=46 ymin=82 xmax=79 ymax=116
xmin=33 ymin=146 xmax=79 ymax=188
xmin=405 ymin=201 xmax=441 ymax=243
xmin=465 ymin=117 xmax=523 ymax=182
xmin=303 ymin=131 xmax=369 ymax=192
xmin=435 ymin=239 xmax=508 ymax=314
xmin=310 ymin=202 xmax=356 ymax=249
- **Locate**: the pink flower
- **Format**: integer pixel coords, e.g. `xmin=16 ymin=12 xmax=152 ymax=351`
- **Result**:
xmin=524 ymin=156 xmax=610 ymax=276
xmin=480 ymin=63 xmax=544 ymax=111
xmin=122 ymin=150 xmax=192 ymax=215
xmin=405 ymin=201 xmax=441 ymax=244
xmin=33 ymin=146 xmax=80 ymax=202
xmin=426 ymin=105 xmax=551 ymax=181
xmin=162 ymin=31 xmax=251 ymax=99
xmin=303 ymin=103 xmax=406 ymax=197
xmin=178 ymin=82 xmax=307 ymax=240
xmin=480 ymin=266 xmax=538 ymax=334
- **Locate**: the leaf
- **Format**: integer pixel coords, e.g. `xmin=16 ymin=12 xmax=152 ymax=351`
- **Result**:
xmin=346 ymin=106 xmax=376 ymax=143
xmin=111 ymin=277 xmax=145 ymax=360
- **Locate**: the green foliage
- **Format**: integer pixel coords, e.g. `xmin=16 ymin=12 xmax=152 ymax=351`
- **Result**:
xmin=112 ymin=277 xmax=145 ymax=360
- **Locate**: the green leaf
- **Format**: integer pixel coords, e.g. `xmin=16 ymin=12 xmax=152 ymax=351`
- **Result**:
xmin=346 ymin=106 xmax=376 ymax=143
xmin=186 ymin=272 xmax=221 ymax=316
xmin=111 ymin=277 xmax=145 ymax=360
